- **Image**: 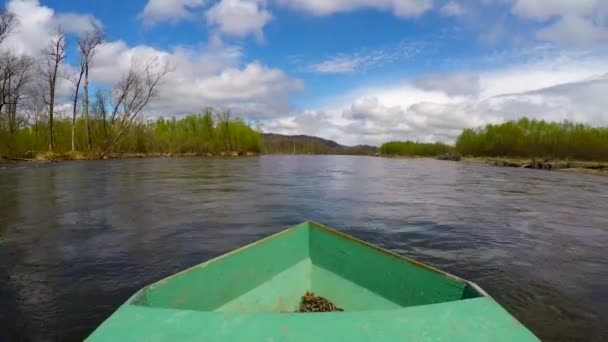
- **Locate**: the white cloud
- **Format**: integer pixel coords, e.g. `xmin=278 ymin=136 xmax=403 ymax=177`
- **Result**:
xmin=2 ymin=0 xmax=101 ymax=56
xmin=412 ymin=72 xmax=480 ymax=96
xmin=55 ymin=13 xmax=102 ymax=35
xmin=90 ymin=38 xmax=303 ymax=118
xmin=154 ymin=61 xmax=304 ymax=117
xmin=0 ymin=0 xmax=101 ymax=111
xmin=269 ymin=53 xmax=608 ymax=146
xmin=140 ymin=0 xmax=272 ymax=40
xmin=139 ymin=0 xmax=206 ymax=26
xmin=277 ymin=0 xmax=433 ymax=18
xmin=205 ymin=0 xmax=271 ymax=40
xmin=512 ymin=0 xmax=597 ymax=21
xmin=141 ymin=0 xmax=434 ymax=31
xmin=510 ymin=0 xmax=608 ymax=47
xmin=307 ymin=42 xmax=426 ymax=74
xmin=310 ymin=56 xmax=363 ymax=74
xmin=537 ymin=15 xmax=608 ymax=47
xmin=440 ymin=1 xmax=465 ymax=16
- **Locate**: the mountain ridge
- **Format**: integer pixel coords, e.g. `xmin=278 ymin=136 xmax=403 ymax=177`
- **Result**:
xmin=261 ymin=133 xmax=377 ymax=155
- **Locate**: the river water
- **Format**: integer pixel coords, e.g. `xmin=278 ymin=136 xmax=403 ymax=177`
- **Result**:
xmin=1 ymin=156 xmax=607 ymax=341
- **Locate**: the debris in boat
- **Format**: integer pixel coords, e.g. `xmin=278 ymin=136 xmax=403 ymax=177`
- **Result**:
xmin=297 ymin=291 xmax=343 ymax=312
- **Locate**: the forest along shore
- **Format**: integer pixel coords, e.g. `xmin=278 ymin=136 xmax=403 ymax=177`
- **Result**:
xmin=381 ymin=118 xmax=608 ymax=177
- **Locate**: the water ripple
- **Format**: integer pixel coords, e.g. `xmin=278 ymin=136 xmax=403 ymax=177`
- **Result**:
xmin=0 ymin=156 xmax=607 ymax=341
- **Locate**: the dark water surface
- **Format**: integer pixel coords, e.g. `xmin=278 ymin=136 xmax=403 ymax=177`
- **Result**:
xmin=1 ymin=156 xmax=608 ymax=341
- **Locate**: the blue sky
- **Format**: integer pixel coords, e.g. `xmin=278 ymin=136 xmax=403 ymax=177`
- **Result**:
xmin=2 ymin=0 xmax=608 ymax=145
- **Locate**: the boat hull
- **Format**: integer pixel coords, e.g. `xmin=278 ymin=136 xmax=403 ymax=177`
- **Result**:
xmin=87 ymin=221 xmax=539 ymax=341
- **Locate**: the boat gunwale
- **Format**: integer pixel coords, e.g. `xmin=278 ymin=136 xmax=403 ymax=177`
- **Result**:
xmin=126 ymin=220 xmax=489 ymax=305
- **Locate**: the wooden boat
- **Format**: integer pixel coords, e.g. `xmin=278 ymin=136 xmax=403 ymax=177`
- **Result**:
xmin=87 ymin=221 xmax=539 ymax=341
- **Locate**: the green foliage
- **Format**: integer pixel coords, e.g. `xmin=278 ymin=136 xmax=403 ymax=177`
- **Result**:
xmin=456 ymin=118 xmax=608 ymax=161
xmin=0 ymin=111 xmax=262 ymax=157
xmin=380 ymin=141 xmax=453 ymax=156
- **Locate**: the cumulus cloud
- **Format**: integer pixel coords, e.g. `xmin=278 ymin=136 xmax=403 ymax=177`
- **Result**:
xmin=139 ymin=0 xmax=206 ymax=26
xmin=205 ymin=0 xmax=272 ymax=40
xmin=90 ymin=38 xmax=303 ymax=118
xmin=154 ymin=61 xmax=304 ymax=117
xmin=54 ymin=13 xmax=103 ymax=35
xmin=2 ymin=0 xmax=101 ymax=56
xmin=511 ymin=0 xmax=608 ymax=47
xmin=140 ymin=0 xmax=272 ymax=39
xmin=270 ymin=54 xmax=608 ymax=146
xmin=277 ymin=0 xmax=433 ymax=18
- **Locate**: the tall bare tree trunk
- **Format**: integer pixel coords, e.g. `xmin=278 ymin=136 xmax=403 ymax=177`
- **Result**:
xmin=49 ymin=79 xmax=55 ymax=152
xmin=77 ymin=26 xmax=103 ymax=150
xmin=44 ymin=31 xmax=66 ymax=153
xmin=72 ymin=61 xmax=84 ymax=152
xmin=71 ymin=69 xmax=83 ymax=152
xmin=84 ymin=64 xmax=91 ymax=150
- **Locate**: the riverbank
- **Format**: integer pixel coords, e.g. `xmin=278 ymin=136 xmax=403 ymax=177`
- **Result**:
xmin=463 ymin=157 xmax=608 ymax=176
xmin=377 ymin=155 xmax=608 ymax=177
xmin=0 ymin=151 xmax=259 ymax=163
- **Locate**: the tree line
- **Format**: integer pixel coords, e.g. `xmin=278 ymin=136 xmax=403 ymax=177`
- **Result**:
xmin=382 ymin=118 xmax=608 ymax=161
xmin=0 ymin=10 xmax=262 ymax=159
xmin=456 ymin=118 xmax=608 ymax=161
xmin=1 ymin=109 xmax=262 ymax=157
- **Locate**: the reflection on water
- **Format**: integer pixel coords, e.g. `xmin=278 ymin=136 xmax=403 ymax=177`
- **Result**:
xmin=1 ymin=156 xmax=608 ymax=341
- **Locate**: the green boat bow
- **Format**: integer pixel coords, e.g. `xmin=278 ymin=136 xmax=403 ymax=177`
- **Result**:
xmin=87 ymin=221 xmax=539 ymax=341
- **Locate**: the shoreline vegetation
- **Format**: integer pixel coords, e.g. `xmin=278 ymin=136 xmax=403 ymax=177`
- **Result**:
xmin=0 ymin=110 xmax=263 ymax=161
xmin=2 ymin=109 xmax=608 ymax=176
xmin=380 ymin=118 xmax=608 ymax=176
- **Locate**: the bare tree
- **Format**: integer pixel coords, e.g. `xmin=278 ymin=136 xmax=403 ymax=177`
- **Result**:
xmin=0 ymin=11 xmax=17 ymax=46
xmin=41 ymin=30 xmax=67 ymax=152
xmin=70 ymin=60 xmax=85 ymax=152
xmin=106 ymin=57 xmax=172 ymax=150
xmin=78 ymin=26 xmax=103 ymax=150
xmin=0 ymin=53 xmax=33 ymax=135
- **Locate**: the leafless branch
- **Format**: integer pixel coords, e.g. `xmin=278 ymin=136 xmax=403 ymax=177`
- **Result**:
xmin=78 ymin=25 xmax=104 ymax=150
xmin=106 ymin=57 xmax=173 ymax=149
xmin=0 ymin=11 xmax=17 ymax=46
xmin=41 ymin=28 xmax=67 ymax=151
xmin=0 ymin=52 xmax=33 ymax=134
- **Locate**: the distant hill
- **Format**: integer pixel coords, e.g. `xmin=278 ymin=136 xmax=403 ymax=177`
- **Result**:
xmin=261 ymin=133 xmax=378 ymax=155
